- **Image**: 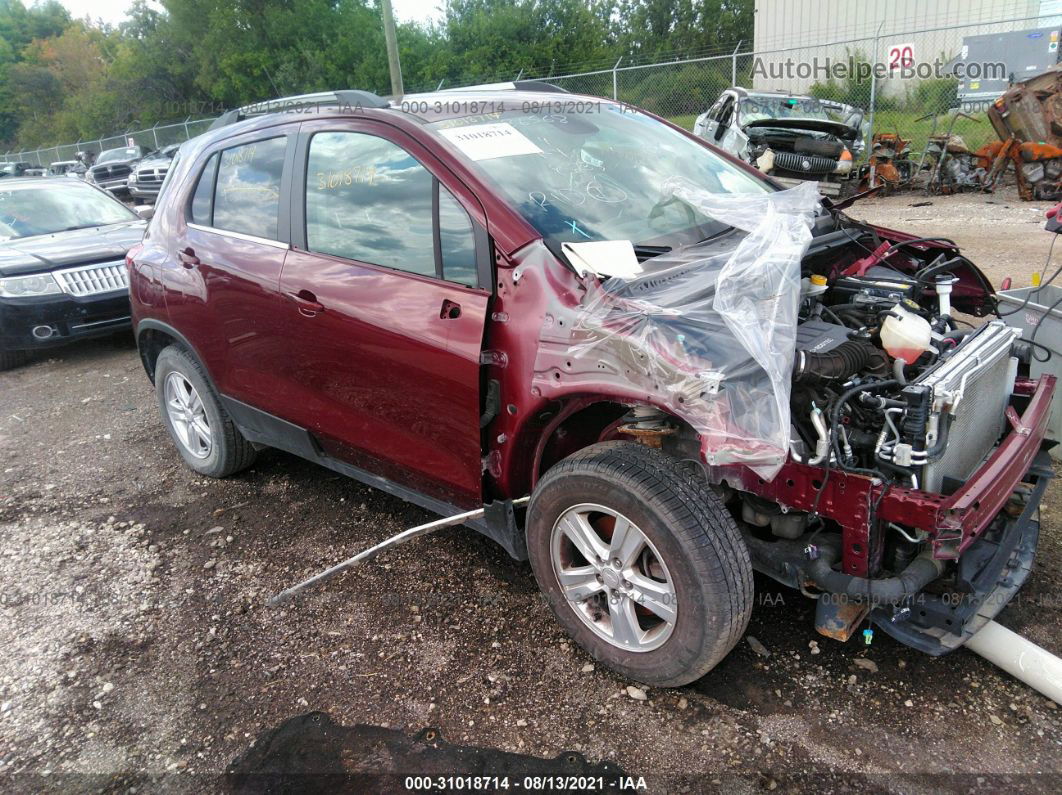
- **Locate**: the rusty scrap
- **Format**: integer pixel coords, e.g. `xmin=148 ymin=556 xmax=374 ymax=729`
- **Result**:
xmin=986 ymin=65 xmax=1062 ymax=200
xmin=861 ymin=133 xmax=912 ymax=193
xmin=617 ymin=423 xmax=677 ymax=448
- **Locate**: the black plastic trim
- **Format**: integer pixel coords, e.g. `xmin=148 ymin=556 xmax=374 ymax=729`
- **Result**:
xmin=219 ymin=395 xmax=528 ymax=560
xmin=334 ymin=90 xmax=390 ymax=110
xmin=134 ymin=318 xmax=207 ymax=380
xmin=512 ymin=80 xmax=570 ymax=94
xmin=870 ymin=451 xmax=1053 ymax=655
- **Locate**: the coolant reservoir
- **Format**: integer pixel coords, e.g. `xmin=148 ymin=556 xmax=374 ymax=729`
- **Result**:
xmin=881 ymin=304 xmax=933 ymax=364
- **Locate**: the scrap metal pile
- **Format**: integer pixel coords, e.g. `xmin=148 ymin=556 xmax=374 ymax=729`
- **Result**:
xmin=861 ymin=66 xmax=1062 ymax=200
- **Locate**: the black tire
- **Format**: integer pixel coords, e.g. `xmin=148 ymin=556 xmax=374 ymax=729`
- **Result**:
xmin=154 ymin=345 xmax=256 ymax=478
xmin=0 ymin=347 xmax=29 ymax=372
xmin=527 ymin=441 xmax=753 ymax=687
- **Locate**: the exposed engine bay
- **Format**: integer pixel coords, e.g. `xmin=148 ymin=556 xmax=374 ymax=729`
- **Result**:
xmin=530 ymin=179 xmax=1054 ymax=653
xmin=745 ymin=120 xmax=856 ymax=184
xmin=789 ymin=260 xmax=1023 ymax=497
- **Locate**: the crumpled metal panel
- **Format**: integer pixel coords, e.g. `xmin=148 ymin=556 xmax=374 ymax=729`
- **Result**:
xmin=532 ymin=180 xmax=820 ymax=480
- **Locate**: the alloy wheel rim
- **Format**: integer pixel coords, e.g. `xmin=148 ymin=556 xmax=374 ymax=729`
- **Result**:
xmin=550 ymin=503 xmax=677 ymax=652
xmin=164 ymin=372 xmax=212 ymax=459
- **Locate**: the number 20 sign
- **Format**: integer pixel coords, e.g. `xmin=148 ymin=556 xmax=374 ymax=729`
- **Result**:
xmin=888 ymin=43 xmax=915 ymax=71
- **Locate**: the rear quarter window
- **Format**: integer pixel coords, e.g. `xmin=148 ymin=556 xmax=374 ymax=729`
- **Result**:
xmin=189 ymin=153 xmax=219 ymax=225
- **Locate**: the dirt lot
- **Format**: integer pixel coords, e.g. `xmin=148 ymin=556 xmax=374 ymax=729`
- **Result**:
xmin=1 ymin=186 xmax=1060 ymax=793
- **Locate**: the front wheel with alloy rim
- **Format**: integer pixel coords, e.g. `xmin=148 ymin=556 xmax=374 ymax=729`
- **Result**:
xmin=527 ymin=441 xmax=753 ymax=687
xmin=154 ymin=345 xmax=257 ymax=478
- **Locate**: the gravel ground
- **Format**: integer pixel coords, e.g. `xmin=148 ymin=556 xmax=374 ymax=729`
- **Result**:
xmin=1 ymin=187 xmax=1059 ymax=793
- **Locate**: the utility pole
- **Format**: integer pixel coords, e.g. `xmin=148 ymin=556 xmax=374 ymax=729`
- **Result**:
xmin=380 ymin=0 xmax=404 ymax=97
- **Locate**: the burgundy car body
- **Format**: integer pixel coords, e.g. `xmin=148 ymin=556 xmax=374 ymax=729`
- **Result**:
xmin=128 ymin=89 xmax=1055 ymax=655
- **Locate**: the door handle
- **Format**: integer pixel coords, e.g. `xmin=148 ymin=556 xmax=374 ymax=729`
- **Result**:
xmin=440 ymin=299 xmax=462 ymax=319
xmin=177 ymin=247 xmax=200 ymax=268
xmin=287 ymin=289 xmax=325 ymax=317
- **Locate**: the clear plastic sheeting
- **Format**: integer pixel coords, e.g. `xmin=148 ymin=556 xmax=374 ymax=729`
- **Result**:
xmin=532 ymin=180 xmax=820 ymax=479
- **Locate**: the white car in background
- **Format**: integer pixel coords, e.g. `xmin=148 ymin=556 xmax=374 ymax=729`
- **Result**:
xmin=694 ymin=87 xmax=867 ymax=197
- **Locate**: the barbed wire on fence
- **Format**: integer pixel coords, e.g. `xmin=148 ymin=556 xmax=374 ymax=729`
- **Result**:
xmin=4 ymin=12 xmax=1057 ymax=168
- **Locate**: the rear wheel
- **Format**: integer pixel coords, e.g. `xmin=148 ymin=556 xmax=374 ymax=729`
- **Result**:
xmin=527 ymin=441 xmax=753 ymax=687
xmin=154 ymin=346 xmax=256 ymax=478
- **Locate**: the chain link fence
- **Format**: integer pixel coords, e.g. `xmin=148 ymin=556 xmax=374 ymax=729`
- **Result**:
xmin=2 ymin=118 xmax=218 ymax=169
xmin=546 ymin=13 xmax=1056 ymax=162
xmin=3 ymin=12 xmax=1058 ymax=168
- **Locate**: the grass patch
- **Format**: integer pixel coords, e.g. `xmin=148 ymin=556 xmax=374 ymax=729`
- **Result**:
xmin=667 ymin=113 xmax=699 ymax=131
xmin=871 ymin=109 xmax=998 ymax=156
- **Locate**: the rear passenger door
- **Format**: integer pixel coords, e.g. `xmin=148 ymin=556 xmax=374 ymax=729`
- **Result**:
xmin=276 ymin=121 xmax=492 ymax=507
xmin=169 ymin=133 xmax=296 ymax=415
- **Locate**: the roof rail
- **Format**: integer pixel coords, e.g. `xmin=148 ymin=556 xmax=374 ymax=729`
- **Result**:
xmin=208 ymin=90 xmax=390 ymax=131
xmin=440 ymin=80 xmax=570 ymax=95
xmin=513 ymin=80 xmax=569 ymax=94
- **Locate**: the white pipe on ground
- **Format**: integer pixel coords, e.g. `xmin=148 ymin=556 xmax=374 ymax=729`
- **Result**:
xmin=965 ymin=620 xmax=1062 ymax=704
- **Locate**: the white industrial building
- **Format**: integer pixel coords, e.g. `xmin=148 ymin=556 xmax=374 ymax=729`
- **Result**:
xmin=750 ymin=0 xmax=1058 ymax=95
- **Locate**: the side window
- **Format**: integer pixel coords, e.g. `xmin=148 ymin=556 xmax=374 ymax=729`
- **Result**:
xmin=706 ymin=99 xmax=724 ymax=122
xmin=189 ymin=153 xmax=218 ymax=225
xmin=306 ymin=131 xmax=434 ymax=278
xmin=212 ymin=137 xmax=287 ymax=240
xmin=305 ymin=131 xmax=479 ymax=286
xmin=438 ymin=186 xmax=476 ymax=287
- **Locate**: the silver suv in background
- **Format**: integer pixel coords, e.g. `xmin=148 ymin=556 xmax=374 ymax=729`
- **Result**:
xmin=86 ymin=146 xmax=151 ymax=198
xmin=127 ymin=144 xmax=179 ymax=203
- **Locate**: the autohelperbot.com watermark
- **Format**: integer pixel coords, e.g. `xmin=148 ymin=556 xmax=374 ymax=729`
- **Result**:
xmin=751 ymin=55 xmax=1005 ymax=84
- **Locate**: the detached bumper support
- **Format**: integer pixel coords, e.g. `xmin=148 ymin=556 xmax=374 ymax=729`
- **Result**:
xmin=871 ymin=451 xmax=1053 ymax=655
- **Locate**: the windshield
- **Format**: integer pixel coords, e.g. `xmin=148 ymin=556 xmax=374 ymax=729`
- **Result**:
xmin=97 ymin=148 xmax=140 ymax=164
xmin=0 ymin=181 xmax=137 ymax=240
xmin=739 ymin=97 xmax=831 ymax=124
xmin=429 ymin=104 xmax=768 ymax=250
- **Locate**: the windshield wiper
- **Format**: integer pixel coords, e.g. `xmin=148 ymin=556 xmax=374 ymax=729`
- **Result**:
xmin=694 ymin=227 xmax=735 ymax=245
xmin=55 ymin=224 xmax=103 ymax=233
xmin=632 ymin=244 xmax=672 ymax=262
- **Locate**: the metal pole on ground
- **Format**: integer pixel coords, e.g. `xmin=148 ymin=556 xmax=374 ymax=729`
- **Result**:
xmin=267 ymin=497 xmax=529 ymax=606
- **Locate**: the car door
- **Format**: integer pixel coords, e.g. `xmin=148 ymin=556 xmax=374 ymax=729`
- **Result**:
xmin=709 ymin=92 xmax=743 ymax=153
xmin=275 ymin=121 xmax=492 ymax=507
xmin=164 ymin=132 xmax=297 ymax=415
xmin=696 ymin=97 xmax=725 ymax=139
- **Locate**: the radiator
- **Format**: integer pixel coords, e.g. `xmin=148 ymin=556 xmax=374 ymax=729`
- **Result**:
xmin=915 ymin=321 xmax=1021 ymax=493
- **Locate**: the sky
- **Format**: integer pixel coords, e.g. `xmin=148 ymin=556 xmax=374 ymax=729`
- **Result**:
xmin=57 ymin=0 xmax=446 ymax=27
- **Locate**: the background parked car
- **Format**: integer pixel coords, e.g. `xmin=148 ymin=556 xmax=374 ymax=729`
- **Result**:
xmin=66 ymin=150 xmax=97 ymax=180
xmin=49 ymin=160 xmax=79 ymax=176
xmin=127 ymin=144 xmax=180 ymax=203
xmin=0 ymin=177 xmax=145 ymax=370
xmin=0 ymin=162 xmax=34 ymax=179
xmin=86 ymin=145 xmax=151 ymax=197
xmin=694 ymin=88 xmax=866 ymax=197
xmin=22 ymin=167 xmax=46 ymax=177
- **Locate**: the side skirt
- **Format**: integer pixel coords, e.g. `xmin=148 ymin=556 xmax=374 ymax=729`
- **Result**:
xmin=220 ymin=396 xmax=528 ymax=561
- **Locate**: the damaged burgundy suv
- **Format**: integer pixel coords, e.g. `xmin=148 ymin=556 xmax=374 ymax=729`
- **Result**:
xmin=128 ymin=86 xmax=1055 ymax=686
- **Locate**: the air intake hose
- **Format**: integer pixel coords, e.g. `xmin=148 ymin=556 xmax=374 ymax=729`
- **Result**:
xmin=793 ymin=339 xmax=885 ymax=386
